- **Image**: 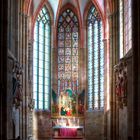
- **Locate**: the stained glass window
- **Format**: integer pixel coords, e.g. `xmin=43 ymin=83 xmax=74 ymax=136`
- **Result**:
xmin=119 ymin=0 xmax=132 ymax=58
xmin=57 ymin=9 xmax=79 ymax=95
xmin=33 ymin=6 xmax=51 ymax=110
xmin=124 ymin=0 xmax=132 ymax=53
xmin=119 ymin=0 xmax=124 ymax=58
xmin=87 ymin=5 xmax=104 ymax=110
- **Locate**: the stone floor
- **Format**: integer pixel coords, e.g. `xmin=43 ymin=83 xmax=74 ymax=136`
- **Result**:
xmin=51 ymin=139 xmax=85 ymax=140
xmin=38 ymin=136 xmax=85 ymax=140
xmin=39 ymin=138 xmax=85 ymax=140
xmin=38 ymin=138 xmax=85 ymax=140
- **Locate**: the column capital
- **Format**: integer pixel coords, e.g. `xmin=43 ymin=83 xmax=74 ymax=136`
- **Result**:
xmin=28 ymin=39 xmax=34 ymax=46
xmin=108 ymin=11 xmax=118 ymax=20
xmin=19 ymin=12 xmax=28 ymax=18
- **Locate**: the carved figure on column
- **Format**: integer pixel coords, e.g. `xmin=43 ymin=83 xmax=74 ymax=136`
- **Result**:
xmin=12 ymin=61 xmax=23 ymax=108
xmin=28 ymin=99 xmax=35 ymax=111
xmin=11 ymin=61 xmax=23 ymax=138
xmin=114 ymin=61 xmax=127 ymax=108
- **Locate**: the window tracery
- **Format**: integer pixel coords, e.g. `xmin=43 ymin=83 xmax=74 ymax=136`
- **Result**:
xmin=57 ymin=9 xmax=79 ymax=95
xmin=33 ymin=6 xmax=51 ymax=110
xmin=87 ymin=5 xmax=104 ymax=110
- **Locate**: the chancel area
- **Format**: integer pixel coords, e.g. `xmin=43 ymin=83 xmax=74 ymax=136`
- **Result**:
xmin=0 ymin=0 xmax=140 ymax=140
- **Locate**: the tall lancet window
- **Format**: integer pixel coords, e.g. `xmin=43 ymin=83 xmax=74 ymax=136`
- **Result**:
xmin=57 ymin=9 xmax=79 ymax=95
xmin=119 ymin=0 xmax=132 ymax=58
xmin=119 ymin=0 xmax=124 ymax=58
xmin=33 ymin=6 xmax=51 ymax=110
xmin=124 ymin=0 xmax=132 ymax=54
xmin=87 ymin=5 xmax=104 ymax=110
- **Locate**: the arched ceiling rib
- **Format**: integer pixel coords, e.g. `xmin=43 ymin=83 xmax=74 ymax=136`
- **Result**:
xmin=48 ymin=0 xmax=59 ymax=20
xmin=61 ymin=0 xmax=77 ymax=7
xmin=32 ymin=0 xmax=104 ymax=21
xmin=33 ymin=0 xmax=41 ymax=13
xmin=78 ymin=0 xmax=90 ymax=20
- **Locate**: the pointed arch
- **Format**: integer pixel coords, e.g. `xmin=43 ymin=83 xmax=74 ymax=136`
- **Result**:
xmin=57 ymin=4 xmax=80 ymax=100
xmin=23 ymin=0 xmax=32 ymax=15
xmin=33 ymin=4 xmax=52 ymax=110
xmin=84 ymin=1 xmax=106 ymax=38
xmin=56 ymin=3 xmax=82 ymax=29
xmin=55 ymin=3 xmax=82 ymax=48
xmin=31 ymin=0 xmax=54 ymax=38
xmin=85 ymin=2 xmax=105 ymax=110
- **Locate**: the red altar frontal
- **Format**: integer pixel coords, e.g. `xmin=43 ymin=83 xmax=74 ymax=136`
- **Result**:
xmin=53 ymin=126 xmax=84 ymax=138
xmin=52 ymin=117 xmax=85 ymax=139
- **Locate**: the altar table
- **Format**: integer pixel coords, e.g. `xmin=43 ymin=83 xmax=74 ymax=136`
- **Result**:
xmin=60 ymin=128 xmax=77 ymax=136
xmin=53 ymin=126 xmax=84 ymax=137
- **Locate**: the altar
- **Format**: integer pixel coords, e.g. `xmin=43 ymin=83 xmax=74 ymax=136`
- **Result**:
xmin=51 ymin=88 xmax=85 ymax=139
xmin=53 ymin=126 xmax=84 ymax=138
xmin=51 ymin=88 xmax=85 ymax=117
xmin=52 ymin=117 xmax=85 ymax=139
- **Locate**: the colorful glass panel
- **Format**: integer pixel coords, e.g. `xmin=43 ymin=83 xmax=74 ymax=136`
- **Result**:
xmin=119 ymin=0 xmax=132 ymax=58
xmin=124 ymin=0 xmax=132 ymax=53
xmin=33 ymin=6 xmax=51 ymax=110
xmin=58 ymin=8 xmax=79 ymax=95
xmin=87 ymin=5 xmax=104 ymax=110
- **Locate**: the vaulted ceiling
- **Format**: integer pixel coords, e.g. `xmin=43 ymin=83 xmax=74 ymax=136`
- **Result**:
xmin=33 ymin=0 xmax=104 ymax=20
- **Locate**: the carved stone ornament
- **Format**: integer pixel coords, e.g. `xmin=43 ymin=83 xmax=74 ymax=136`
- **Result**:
xmin=114 ymin=61 xmax=127 ymax=108
xmin=28 ymin=99 xmax=35 ymax=111
xmin=12 ymin=61 xmax=23 ymax=109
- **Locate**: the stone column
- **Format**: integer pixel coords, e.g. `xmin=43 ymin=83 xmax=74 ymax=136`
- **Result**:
xmin=80 ymin=26 xmax=87 ymax=93
xmin=18 ymin=9 xmax=29 ymax=139
xmin=51 ymin=25 xmax=58 ymax=96
xmin=103 ymin=38 xmax=108 ymax=140
xmin=81 ymin=25 xmax=87 ymax=109
xmin=24 ymin=13 xmax=29 ymax=140
xmin=27 ymin=39 xmax=34 ymax=139
xmin=108 ymin=13 xmax=114 ymax=140
xmin=19 ymin=0 xmax=23 ymax=138
xmin=28 ymin=39 xmax=33 ymax=85
xmin=108 ymin=1 xmax=120 ymax=138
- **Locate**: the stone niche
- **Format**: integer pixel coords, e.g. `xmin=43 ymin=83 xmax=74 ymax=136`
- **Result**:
xmin=33 ymin=110 xmax=52 ymax=140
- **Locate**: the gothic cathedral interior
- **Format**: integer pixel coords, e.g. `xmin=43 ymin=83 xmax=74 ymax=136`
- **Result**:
xmin=0 ymin=0 xmax=140 ymax=140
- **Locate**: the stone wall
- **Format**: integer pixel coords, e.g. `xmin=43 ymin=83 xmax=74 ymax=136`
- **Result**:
xmin=33 ymin=111 xmax=52 ymax=140
xmin=119 ymin=107 xmax=127 ymax=140
xmin=85 ymin=111 xmax=104 ymax=140
xmin=127 ymin=55 xmax=133 ymax=139
xmin=117 ymin=53 xmax=133 ymax=140
xmin=5 ymin=0 xmax=32 ymax=139
xmin=7 ymin=55 xmax=15 ymax=138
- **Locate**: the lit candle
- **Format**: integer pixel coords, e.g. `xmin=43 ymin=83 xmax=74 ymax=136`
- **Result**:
xmin=65 ymin=81 xmax=67 ymax=87
xmin=77 ymin=80 xmax=78 ymax=86
xmin=77 ymin=119 xmax=79 ymax=126
xmin=58 ymin=80 xmax=60 ymax=95
xmin=63 ymin=82 xmax=64 ymax=90
xmin=76 ymin=80 xmax=78 ymax=92
xmin=73 ymin=117 xmax=75 ymax=126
